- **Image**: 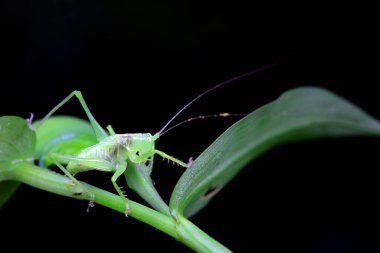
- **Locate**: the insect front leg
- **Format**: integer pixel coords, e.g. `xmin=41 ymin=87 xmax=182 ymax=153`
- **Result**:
xmin=111 ymin=160 xmax=131 ymax=217
xmin=154 ymin=150 xmax=188 ymax=168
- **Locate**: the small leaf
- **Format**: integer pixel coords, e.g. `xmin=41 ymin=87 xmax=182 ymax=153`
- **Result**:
xmin=0 ymin=116 xmax=35 ymax=161
xmin=125 ymin=160 xmax=170 ymax=215
xmin=0 ymin=116 xmax=36 ymax=208
xmin=170 ymin=87 xmax=380 ymax=217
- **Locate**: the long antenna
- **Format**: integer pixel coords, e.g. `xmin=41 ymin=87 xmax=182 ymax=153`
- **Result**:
xmin=159 ymin=113 xmax=245 ymax=137
xmin=156 ymin=62 xmax=278 ymax=136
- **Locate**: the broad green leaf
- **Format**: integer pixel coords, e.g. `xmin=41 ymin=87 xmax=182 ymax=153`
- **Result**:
xmin=170 ymin=87 xmax=380 ymax=217
xmin=0 ymin=116 xmax=36 ymax=208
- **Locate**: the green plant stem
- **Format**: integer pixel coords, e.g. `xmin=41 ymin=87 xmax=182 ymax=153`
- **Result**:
xmin=1 ymin=162 xmax=231 ymax=253
xmin=175 ymin=212 xmax=233 ymax=253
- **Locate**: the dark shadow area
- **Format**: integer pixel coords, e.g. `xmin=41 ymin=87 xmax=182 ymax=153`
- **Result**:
xmin=1 ymin=2 xmax=379 ymax=252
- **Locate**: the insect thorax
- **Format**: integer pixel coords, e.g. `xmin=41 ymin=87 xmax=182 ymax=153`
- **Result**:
xmin=116 ymin=133 xmax=156 ymax=163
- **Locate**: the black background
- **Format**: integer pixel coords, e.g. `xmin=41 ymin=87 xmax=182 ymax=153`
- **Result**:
xmin=1 ymin=2 xmax=379 ymax=252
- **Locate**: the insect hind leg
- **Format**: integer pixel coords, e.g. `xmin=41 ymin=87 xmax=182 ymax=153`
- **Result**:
xmin=52 ymin=159 xmax=95 ymax=212
xmin=35 ymin=90 xmax=108 ymax=140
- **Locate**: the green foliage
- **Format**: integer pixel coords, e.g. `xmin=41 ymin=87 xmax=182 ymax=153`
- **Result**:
xmin=34 ymin=116 xmax=98 ymax=166
xmin=0 ymin=116 xmax=36 ymax=207
xmin=125 ymin=161 xmax=170 ymax=215
xmin=0 ymin=181 xmax=20 ymax=207
xmin=1 ymin=87 xmax=380 ymax=252
xmin=170 ymin=87 xmax=380 ymax=217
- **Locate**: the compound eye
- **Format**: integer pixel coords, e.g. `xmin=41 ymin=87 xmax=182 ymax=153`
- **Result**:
xmin=135 ymin=151 xmax=140 ymax=156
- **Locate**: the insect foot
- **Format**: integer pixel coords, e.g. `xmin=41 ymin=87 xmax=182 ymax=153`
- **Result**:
xmin=187 ymin=157 xmax=194 ymax=167
xmin=86 ymin=193 xmax=95 ymax=213
xmin=26 ymin=112 xmax=36 ymax=131
xmin=125 ymin=204 xmax=131 ymax=217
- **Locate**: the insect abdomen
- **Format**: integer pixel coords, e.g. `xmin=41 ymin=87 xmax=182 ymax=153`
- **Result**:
xmin=67 ymin=137 xmax=123 ymax=174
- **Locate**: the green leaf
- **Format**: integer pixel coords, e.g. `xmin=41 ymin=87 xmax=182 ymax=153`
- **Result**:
xmin=0 ymin=116 xmax=36 ymax=207
xmin=125 ymin=160 xmax=170 ymax=215
xmin=0 ymin=181 xmax=21 ymax=208
xmin=170 ymin=87 xmax=380 ymax=217
xmin=34 ymin=116 xmax=98 ymax=167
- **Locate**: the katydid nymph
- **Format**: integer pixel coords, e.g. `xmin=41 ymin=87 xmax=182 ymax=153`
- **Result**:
xmin=33 ymin=91 xmax=188 ymax=216
xmin=32 ymin=64 xmax=274 ymax=216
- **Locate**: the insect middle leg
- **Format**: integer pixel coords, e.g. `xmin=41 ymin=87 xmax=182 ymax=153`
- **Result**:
xmin=51 ymin=153 xmax=131 ymax=216
xmin=111 ymin=160 xmax=131 ymax=217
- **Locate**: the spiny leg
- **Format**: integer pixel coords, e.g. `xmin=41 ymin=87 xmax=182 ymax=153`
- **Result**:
xmin=111 ymin=161 xmax=130 ymax=217
xmin=154 ymin=149 xmax=188 ymax=168
xmin=53 ymin=160 xmax=95 ymax=212
xmin=35 ymin=90 xmax=108 ymax=140
xmin=50 ymin=154 xmax=113 ymax=175
xmin=51 ymin=153 xmax=114 ymax=212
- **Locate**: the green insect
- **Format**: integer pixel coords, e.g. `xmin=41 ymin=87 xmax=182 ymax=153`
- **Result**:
xmin=33 ymin=91 xmax=189 ymax=216
xmin=32 ymin=65 xmax=274 ymax=216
